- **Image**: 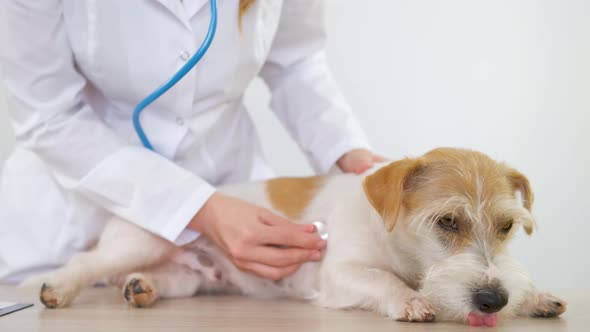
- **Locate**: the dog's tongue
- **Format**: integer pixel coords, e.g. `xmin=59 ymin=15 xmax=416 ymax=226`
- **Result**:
xmin=467 ymin=312 xmax=498 ymax=327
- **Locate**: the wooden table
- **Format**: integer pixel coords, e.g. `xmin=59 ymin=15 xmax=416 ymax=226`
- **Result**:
xmin=0 ymin=286 xmax=586 ymax=331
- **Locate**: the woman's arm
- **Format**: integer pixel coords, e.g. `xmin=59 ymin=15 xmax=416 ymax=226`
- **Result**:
xmin=259 ymin=1 xmax=378 ymax=174
xmin=0 ymin=0 xmax=214 ymax=245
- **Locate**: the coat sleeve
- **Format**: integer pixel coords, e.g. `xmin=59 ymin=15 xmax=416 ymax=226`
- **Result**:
xmin=0 ymin=0 xmax=212 ymax=245
xmin=259 ymin=0 xmax=372 ymax=174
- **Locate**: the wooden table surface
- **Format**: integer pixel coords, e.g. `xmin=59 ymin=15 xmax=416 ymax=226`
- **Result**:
xmin=0 ymin=286 xmax=586 ymax=332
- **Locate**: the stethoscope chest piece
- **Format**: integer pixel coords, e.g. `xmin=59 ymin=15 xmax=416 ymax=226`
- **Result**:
xmin=312 ymin=221 xmax=329 ymax=241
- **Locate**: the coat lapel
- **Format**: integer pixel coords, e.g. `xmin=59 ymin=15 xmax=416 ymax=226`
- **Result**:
xmin=153 ymin=0 xmax=193 ymax=30
xmin=184 ymin=0 xmax=209 ymax=21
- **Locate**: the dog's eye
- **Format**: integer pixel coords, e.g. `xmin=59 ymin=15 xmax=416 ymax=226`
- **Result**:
xmin=501 ymin=222 xmax=513 ymax=233
xmin=438 ymin=216 xmax=458 ymax=231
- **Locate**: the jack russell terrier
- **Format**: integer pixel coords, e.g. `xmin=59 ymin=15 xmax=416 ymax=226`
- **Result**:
xmin=27 ymin=147 xmax=566 ymax=327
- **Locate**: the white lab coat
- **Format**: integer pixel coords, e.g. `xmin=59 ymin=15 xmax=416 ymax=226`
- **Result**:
xmin=0 ymin=0 xmax=370 ymax=283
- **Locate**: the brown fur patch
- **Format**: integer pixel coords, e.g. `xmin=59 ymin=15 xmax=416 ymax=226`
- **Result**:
xmin=266 ymin=176 xmax=324 ymax=220
xmin=363 ymin=158 xmax=423 ymax=232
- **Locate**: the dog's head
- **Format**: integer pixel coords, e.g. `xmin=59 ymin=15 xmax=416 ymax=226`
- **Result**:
xmin=363 ymin=147 xmax=535 ymax=323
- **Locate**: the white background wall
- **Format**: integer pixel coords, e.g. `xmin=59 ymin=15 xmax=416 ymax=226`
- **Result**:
xmin=1 ymin=1 xmax=588 ymax=290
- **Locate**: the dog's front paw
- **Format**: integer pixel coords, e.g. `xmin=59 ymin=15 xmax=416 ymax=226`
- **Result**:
xmin=518 ymin=291 xmax=567 ymax=318
xmin=393 ymin=296 xmax=436 ymax=323
xmin=40 ymin=282 xmax=79 ymax=309
xmin=123 ymin=274 xmax=158 ymax=308
xmin=530 ymin=293 xmax=567 ymax=318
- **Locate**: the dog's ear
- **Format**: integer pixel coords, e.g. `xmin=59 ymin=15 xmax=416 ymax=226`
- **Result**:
xmin=363 ymin=158 xmax=422 ymax=232
xmin=506 ymin=168 xmax=535 ymax=235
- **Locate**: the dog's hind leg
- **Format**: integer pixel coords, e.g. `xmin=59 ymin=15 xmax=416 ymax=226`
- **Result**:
xmin=36 ymin=217 xmax=176 ymax=308
xmin=116 ymin=261 xmax=204 ymax=308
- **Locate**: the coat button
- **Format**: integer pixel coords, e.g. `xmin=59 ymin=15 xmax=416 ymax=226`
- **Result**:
xmin=180 ymin=50 xmax=191 ymax=61
xmin=175 ymin=117 xmax=185 ymax=126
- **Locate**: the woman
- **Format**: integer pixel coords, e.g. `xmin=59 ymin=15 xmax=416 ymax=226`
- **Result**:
xmin=0 ymin=0 xmax=382 ymax=283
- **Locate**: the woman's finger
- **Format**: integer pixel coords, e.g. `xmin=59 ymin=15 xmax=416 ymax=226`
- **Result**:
xmin=258 ymin=209 xmax=297 ymax=227
xmin=236 ymin=261 xmax=302 ymax=281
xmin=245 ymin=246 xmax=321 ymax=267
xmin=373 ymin=154 xmax=388 ymax=163
xmin=260 ymin=223 xmax=326 ymax=250
xmin=258 ymin=210 xmax=324 ymax=247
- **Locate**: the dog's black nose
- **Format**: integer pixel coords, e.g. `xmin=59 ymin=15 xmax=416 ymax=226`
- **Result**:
xmin=473 ymin=289 xmax=509 ymax=313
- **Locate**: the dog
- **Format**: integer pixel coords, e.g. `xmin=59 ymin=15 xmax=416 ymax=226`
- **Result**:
xmin=26 ymin=147 xmax=566 ymax=327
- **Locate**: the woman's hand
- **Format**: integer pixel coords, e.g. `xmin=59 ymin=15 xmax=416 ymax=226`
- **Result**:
xmin=337 ymin=148 xmax=387 ymax=174
xmin=189 ymin=193 xmax=326 ymax=281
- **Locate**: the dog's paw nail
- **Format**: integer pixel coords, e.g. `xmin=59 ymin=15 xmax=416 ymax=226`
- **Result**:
xmin=40 ymin=283 xmax=59 ymax=309
xmin=123 ymin=284 xmax=131 ymax=301
xmin=130 ymin=279 xmax=145 ymax=294
xmin=123 ymin=275 xmax=157 ymax=308
xmin=425 ymin=313 xmax=436 ymax=322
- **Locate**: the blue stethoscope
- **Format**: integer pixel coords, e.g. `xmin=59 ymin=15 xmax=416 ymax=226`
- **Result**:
xmin=132 ymin=0 xmax=218 ymax=151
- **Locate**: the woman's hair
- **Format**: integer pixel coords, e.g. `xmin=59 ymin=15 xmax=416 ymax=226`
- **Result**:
xmin=239 ymin=0 xmax=255 ymax=29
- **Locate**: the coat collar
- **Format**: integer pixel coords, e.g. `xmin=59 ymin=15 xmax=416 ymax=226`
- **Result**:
xmin=153 ymin=0 xmax=209 ymax=30
xmin=184 ymin=0 xmax=210 ymax=20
